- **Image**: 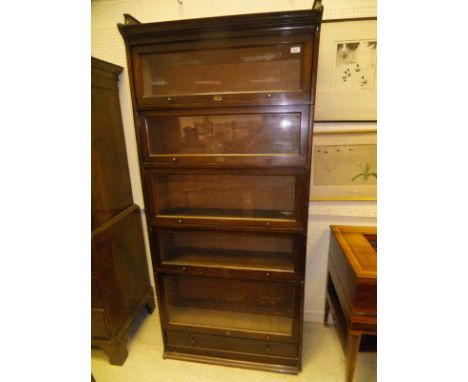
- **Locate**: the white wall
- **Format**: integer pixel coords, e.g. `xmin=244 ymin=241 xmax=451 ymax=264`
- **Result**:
xmin=92 ymin=0 xmax=376 ymax=28
xmin=91 ymin=0 xmax=377 ymax=322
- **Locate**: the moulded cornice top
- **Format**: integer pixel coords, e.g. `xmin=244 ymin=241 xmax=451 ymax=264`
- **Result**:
xmin=91 ymin=57 xmax=122 ymax=75
xmin=118 ymin=0 xmax=323 ymax=42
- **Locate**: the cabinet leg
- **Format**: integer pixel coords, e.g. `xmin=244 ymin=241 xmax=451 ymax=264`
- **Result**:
xmin=99 ymin=335 xmax=128 ymax=366
xmin=346 ymin=333 xmax=361 ymax=382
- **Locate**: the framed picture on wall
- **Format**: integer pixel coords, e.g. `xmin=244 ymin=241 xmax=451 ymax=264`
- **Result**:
xmin=314 ymin=19 xmax=377 ymax=121
xmin=310 ymin=130 xmax=377 ymax=200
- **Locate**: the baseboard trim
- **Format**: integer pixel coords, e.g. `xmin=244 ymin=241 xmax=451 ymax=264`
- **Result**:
xmin=304 ymin=310 xmax=333 ymax=324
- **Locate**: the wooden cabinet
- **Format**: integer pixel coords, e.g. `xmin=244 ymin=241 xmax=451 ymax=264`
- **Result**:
xmin=91 ymin=57 xmax=155 ymax=365
xmin=118 ymin=2 xmax=323 ymax=373
xmin=324 ymin=226 xmax=377 ymax=382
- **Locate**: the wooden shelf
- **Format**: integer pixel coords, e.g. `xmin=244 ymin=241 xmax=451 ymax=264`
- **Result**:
xmin=163 ymin=248 xmax=294 ymax=272
xmin=159 ymin=207 xmax=295 ymax=220
xmin=168 ymin=306 xmax=292 ymax=334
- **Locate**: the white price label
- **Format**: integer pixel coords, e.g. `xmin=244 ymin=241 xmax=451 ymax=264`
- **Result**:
xmin=290 ymin=46 xmax=301 ymax=54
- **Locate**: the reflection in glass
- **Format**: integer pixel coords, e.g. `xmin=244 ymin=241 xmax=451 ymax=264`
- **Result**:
xmin=164 ymin=275 xmax=294 ymax=334
xmin=152 ymin=174 xmax=296 ymax=220
xmin=145 ymin=113 xmax=300 ymax=155
xmin=141 ymin=45 xmax=303 ymax=97
xmin=158 ymin=231 xmax=295 ymax=272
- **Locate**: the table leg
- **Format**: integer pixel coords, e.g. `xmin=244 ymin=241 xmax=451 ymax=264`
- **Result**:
xmin=346 ymin=332 xmax=361 ymax=382
xmin=324 ymin=296 xmax=330 ymax=325
xmin=324 ymin=275 xmax=331 ymax=325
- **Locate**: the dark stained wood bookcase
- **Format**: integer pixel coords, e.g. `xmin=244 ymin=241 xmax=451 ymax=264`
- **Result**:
xmin=118 ymin=2 xmax=323 ymax=373
xmin=91 ymin=57 xmax=155 ymax=365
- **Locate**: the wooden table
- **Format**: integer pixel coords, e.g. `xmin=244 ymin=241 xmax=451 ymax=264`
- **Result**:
xmin=324 ymin=226 xmax=377 ymax=382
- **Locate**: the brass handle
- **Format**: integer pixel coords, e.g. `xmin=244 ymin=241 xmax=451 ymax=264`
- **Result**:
xmin=172 ymin=157 xmax=177 ymax=163
xmin=267 ymin=93 xmax=272 ymax=98
xmin=265 ymin=272 xmax=270 ymax=277
xmin=190 ymin=337 xmax=195 ymax=345
xmin=182 ymin=267 xmax=187 ymax=271
xmin=266 ymin=345 xmax=271 ymax=352
xmin=167 ymin=97 xmax=172 ymax=102
xmin=213 ymin=95 xmax=223 ymax=102
xmin=177 ymin=219 xmax=183 ymax=224
xmin=266 ymin=222 xmax=271 ymax=227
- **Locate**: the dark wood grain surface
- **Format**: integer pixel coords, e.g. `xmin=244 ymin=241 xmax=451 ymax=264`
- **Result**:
xmin=91 ymin=58 xmax=133 ymax=230
xmin=91 ymin=57 xmax=155 ymax=365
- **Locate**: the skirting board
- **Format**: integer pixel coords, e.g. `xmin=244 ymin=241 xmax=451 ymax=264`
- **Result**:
xmin=304 ymin=310 xmax=331 ymax=324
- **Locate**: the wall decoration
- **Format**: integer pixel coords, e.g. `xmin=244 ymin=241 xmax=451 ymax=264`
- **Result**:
xmin=310 ymin=130 xmax=377 ymax=200
xmin=334 ymin=40 xmax=376 ymax=90
xmin=315 ymin=19 xmax=377 ymax=121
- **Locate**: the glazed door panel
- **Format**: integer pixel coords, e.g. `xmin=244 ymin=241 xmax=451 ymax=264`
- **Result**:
xmin=139 ymin=106 xmax=310 ymax=167
xmin=132 ymin=35 xmax=314 ymax=107
xmin=160 ymin=274 xmax=301 ymax=341
xmin=152 ymin=229 xmax=305 ymax=279
xmin=144 ymin=169 xmax=308 ymax=231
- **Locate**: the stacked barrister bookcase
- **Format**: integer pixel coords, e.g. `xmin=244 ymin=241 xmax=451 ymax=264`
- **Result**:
xmin=119 ymin=1 xmax=323 ymax=373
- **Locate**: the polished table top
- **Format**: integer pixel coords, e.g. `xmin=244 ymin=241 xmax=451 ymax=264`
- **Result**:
xmin=330 ymin=225 xmax=376 ymax=279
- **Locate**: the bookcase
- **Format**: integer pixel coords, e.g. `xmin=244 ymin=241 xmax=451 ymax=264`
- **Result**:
xmin=118 ymin=2 xmax=323 ymax=373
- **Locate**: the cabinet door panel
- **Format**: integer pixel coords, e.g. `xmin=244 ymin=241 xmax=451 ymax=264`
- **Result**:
xmin=132 ymin=35 xmax=314 ymax=107
xmin=139 ymin=106 xmax=310 ymax=167
xmin=152 ymin=229 xmax=305 ymax=279
xmin=145 ymin=169 xmax=307 ymax=230
xmin=160 ymin=274 xmax=301 ymax=341
xmin=91 ymin=66 xmax=133 ymax=229
xmin=91 ymin=207 xmax=151 ymax=338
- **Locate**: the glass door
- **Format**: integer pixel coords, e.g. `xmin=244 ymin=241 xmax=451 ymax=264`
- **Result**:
xmin=145 ymin=169 xmax=307 ymax=230
xmin=139 ymin=106 xmax=310 ymax=167
xmin=154 ymin=229 xmax=304 ymax=278
xmin=132 ymin=35 xmax=314 ymax=107
xmin=161 ymin=274 xmax=299 ymax=339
